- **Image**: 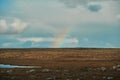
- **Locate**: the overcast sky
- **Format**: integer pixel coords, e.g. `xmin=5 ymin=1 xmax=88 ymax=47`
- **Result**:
xmin=0 ymin=0 xmax=120 ymax=48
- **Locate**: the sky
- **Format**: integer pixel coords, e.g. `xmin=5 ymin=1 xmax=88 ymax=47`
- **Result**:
xmin=0 ymin=0 xmax=120 ymax=48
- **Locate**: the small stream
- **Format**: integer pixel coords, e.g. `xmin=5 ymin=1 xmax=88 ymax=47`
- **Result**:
xmin=0 ymin=64 xmax=36 ymax=68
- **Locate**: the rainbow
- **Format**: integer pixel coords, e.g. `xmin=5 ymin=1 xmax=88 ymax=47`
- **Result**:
xmin=53 ymin=26 xmax=73 ymax=48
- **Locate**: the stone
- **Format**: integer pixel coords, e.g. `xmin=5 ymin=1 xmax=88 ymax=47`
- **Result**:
xmin=101 ymin=67 xmax=106 ymax=71
xmin=107 ymin=76 xmax=114 ymax=80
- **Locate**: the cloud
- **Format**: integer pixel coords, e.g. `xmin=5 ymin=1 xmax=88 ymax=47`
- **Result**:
xmin=0 ymin=0 xmax=119 ymax=48
xmin=17 ymin=37 xmax=54 ymax=42
xmin=17 ymin=37 xmax=79 ymax=43
xmin=59 ymin=0 xmax=102 ymax=12
xmin=17 ymin=37 xmax=79 ymax=48
xmin=13 ymin=0 xmax=119 ymax=36
xmin=63 ymin=38 xmax=79 ymax=44
xmin=59 ymin=38 xmax=79 ymax=48
xmin=10 ymin=19 xmax=28 ymax=33
xmin=0 ymin=36 xmax=79 ymax=48
xmin=0 ymin=18 xmax=28 ymax=34
xmin=117 ymin=14 xmax=120 ymax=20
xmin=0 ymin=20 xmax=7 ymax=33
xmin=87 ymin=2 xmax=102 ymax=12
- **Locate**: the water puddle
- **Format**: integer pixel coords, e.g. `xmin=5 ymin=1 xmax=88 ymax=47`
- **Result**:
xmin=0 ymin=64 xmax=36 ymax=68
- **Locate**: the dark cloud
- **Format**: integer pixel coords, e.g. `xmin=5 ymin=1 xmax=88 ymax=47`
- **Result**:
xmin=59 ymin=0 xmax=103 ymax=12
xmin=59 ymin=0 xmax=87 ymax=8
xmin=87 ymin=4 xmax=102 ymax=12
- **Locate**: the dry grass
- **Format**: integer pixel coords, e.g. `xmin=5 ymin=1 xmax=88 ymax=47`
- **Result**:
xmin=0 ymin=48 xmax=120 ymax=80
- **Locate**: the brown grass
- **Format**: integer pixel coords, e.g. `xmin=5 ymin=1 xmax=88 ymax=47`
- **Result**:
xmin=0 ymin=48 xmax=120 ymax=80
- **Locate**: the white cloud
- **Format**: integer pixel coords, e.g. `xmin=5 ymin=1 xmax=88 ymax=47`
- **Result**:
xmin=10 ymin=19 xmax=28 ymax=33
xmin=0 ymin=20 xmax=8 ymax=33
xmin=17 ymin=37 xmax=54 ymax=42
xmin=0 ymin=18 xmax=28 ymax=34
xmin=57 ymin=38 xmax=79 ymax=48
xmin=17 ymin=37 xmax=79 ymax=43
xmin=14 ymin=0 xmax=119 ymax=35
xmin=17 ymin=37 xmax=79 ymax=48
xmin=63 ymin=38 xmax=79 ymax=44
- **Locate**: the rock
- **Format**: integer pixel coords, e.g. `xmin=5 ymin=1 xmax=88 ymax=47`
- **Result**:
xmin=42 ymin=68 xmax=50 ymax=72
xmin=76 ymin=78 xmax=80 ymax=80
xmin=101 ymin=67 xmax=106 ymax=71
xmin=7 ymin=69 xmax=12 ymax=73
xmin=55 ymin=70 xmax=61 ymax=72
xmin=63 ymin=70 xmax=69 ymax=72
xmin=117 ymin=65 xmax=120 ymax=68
xmin=46 ymin=77 xmax=53 ymax=80
xmin=26 ymin=69 xmax=35 ymax=73
xmin=11 ymin=76 xmax=15 ymax=80
xmin=107 ymin=76 xmax=114 ymax=80
xmin=112 ymin=66 xmax=116 ymax=70
xmin=112 ymin=65 xmax=120 ymax=71
xmin=103 ymin=76 xmax=106 ymax=79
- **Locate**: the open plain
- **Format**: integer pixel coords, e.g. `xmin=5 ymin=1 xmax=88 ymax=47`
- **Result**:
xmin=0 ymin=48 xmax=120 ymax=80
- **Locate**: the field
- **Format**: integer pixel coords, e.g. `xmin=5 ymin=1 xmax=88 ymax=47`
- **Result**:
xmin=0 ymin=48 xmax=120 ymax=80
